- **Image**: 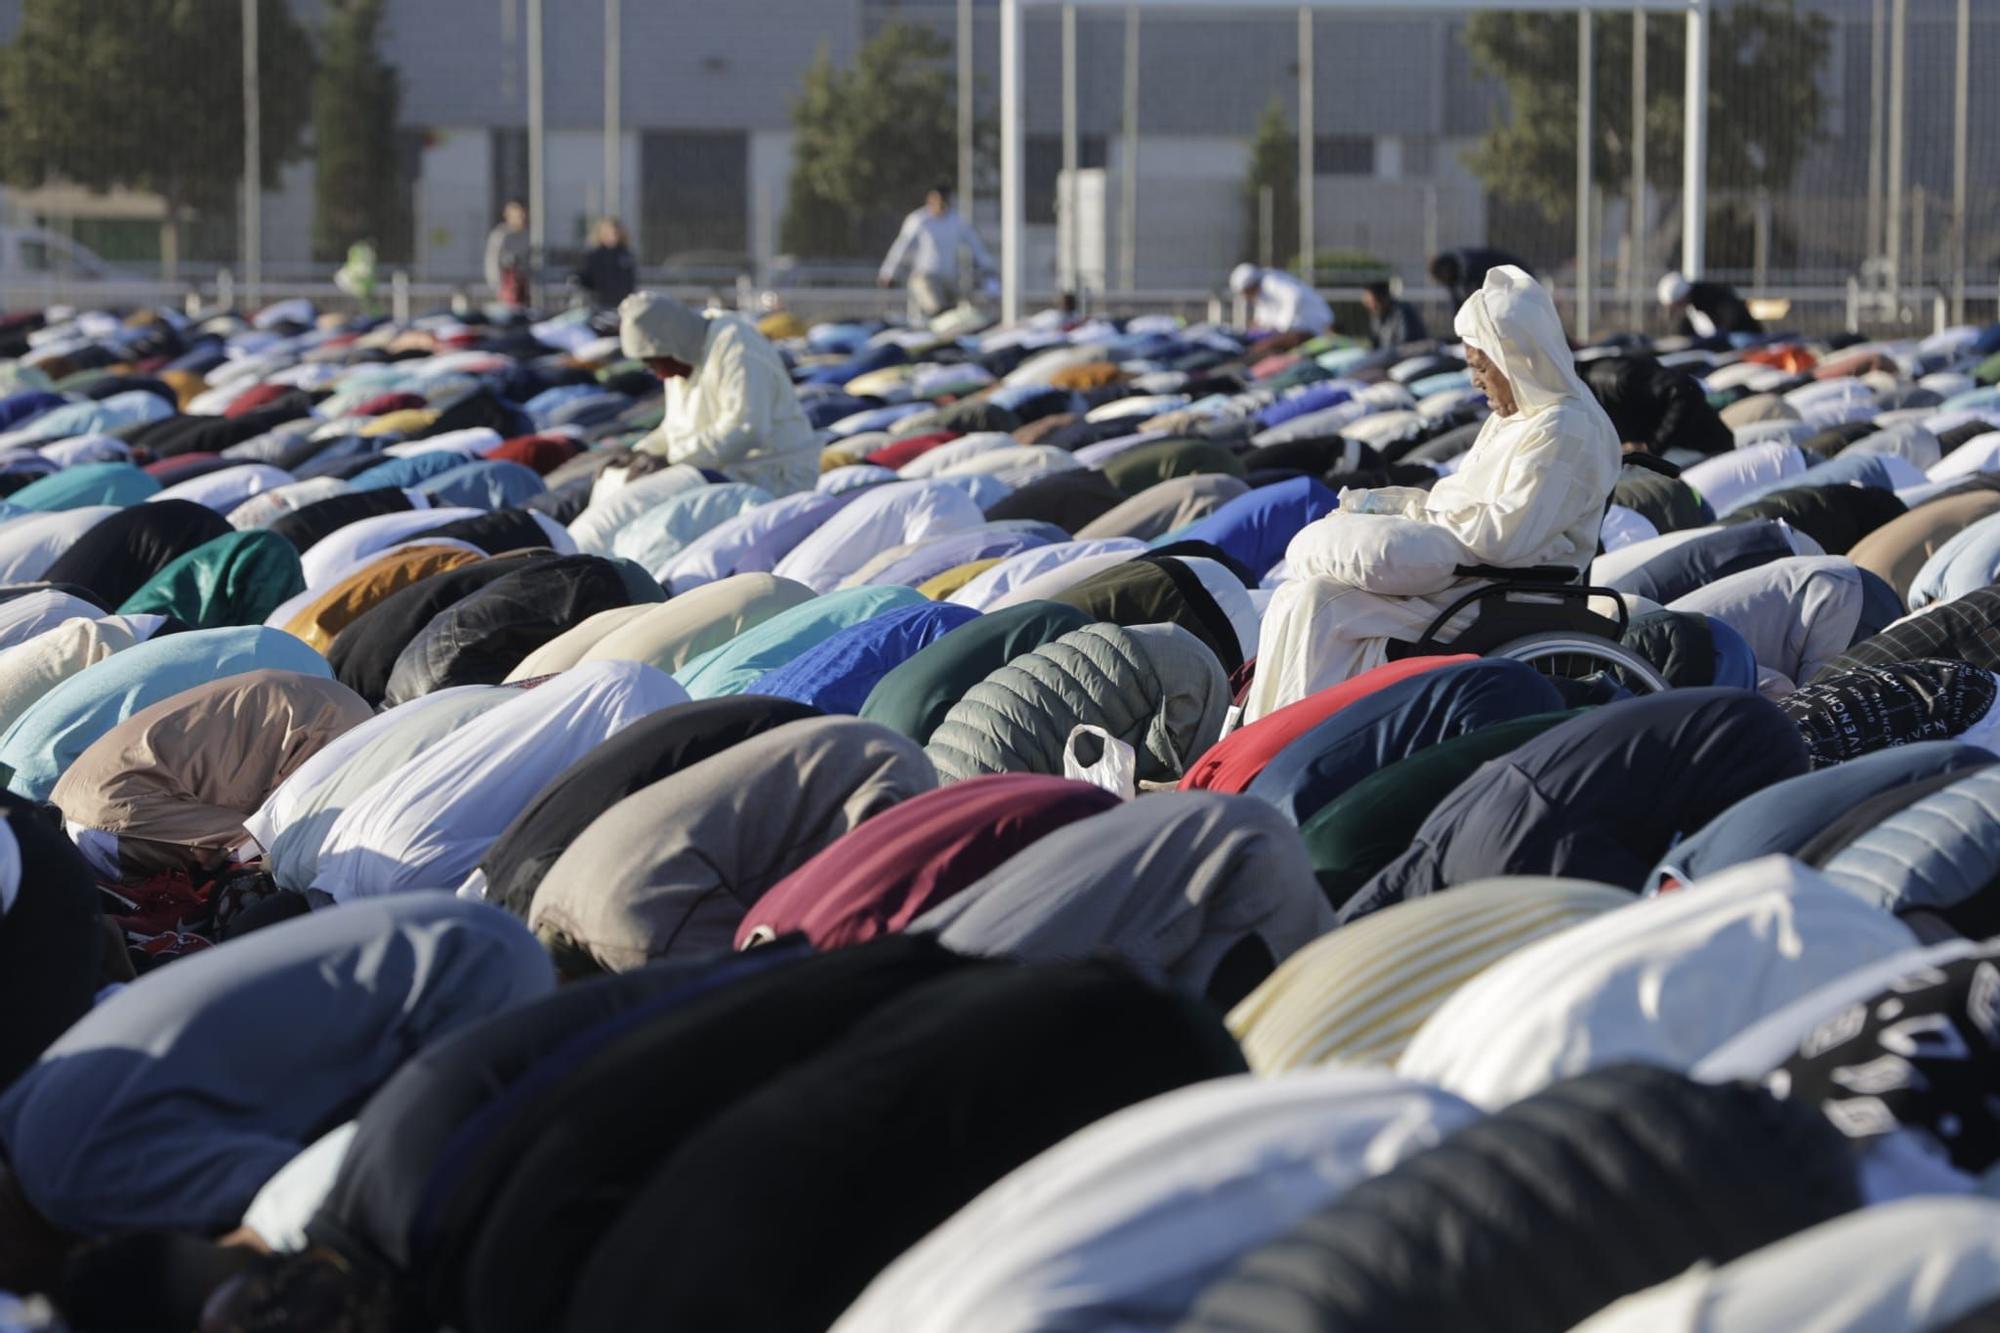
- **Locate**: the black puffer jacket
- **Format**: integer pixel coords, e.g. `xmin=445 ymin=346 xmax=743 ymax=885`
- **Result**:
xmin=382 ymin=554 xmax=654 ymax=704
xmin=1610 ymin=463 xmax=1713 ymax=536
xmin=1340 ymin=689 xmax=1810 ymax=922
xmin=1722 ymin=483 xmax=1906 ymax=556
xmin=1585 ymin=355 xmax=1733 ymax=456
xmin=1178 ymin=1064 xmax=1860 ymax=1333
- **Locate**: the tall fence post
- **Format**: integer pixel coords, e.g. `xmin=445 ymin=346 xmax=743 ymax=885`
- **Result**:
xmin=240 ymin=0 xmax=261 ymax=312
xmin=1118 ymin=4 xmax=1140 ymax=295
xmin=1952 ymin=0 xmax=1970 ymax=324
xmin=1258 ymin=186 xmax=1275 ymax=270
xmin=1574 ymin=7 xmax=1594 ymax=340
xmin=391 ymin=270 xmax=411 ymax=324
xmin=1297 ymin=6 xmax=1314 ymax=281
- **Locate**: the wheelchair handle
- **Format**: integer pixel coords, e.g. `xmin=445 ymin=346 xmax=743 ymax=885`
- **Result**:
xmin=1413 ymin=573 xmax=1631 ymax=656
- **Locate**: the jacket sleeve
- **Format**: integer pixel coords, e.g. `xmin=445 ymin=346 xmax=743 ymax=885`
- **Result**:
xmin=1422 ymin=412 xmax=1604 ymax=567
xmin=1266 ymin=280 xmax=1302 ymax=332
xmin=483 ymin=229 xmax=505 ymax=292
xmin=671 ymin=328 xmax=771 ymax=467
xmin=879 ymin=213 xmax=919 ymax=282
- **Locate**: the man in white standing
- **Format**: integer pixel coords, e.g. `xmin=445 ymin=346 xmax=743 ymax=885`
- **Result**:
xmin=1228 ymin=262 xmax=1333 ymax=335
xmin=618 ymin=291 xmax=820 ymax=496
xmin=877 ymin=183 xmax=996 ymax=321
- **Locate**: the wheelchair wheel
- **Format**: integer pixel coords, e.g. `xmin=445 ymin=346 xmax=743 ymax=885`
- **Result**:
xmin=1489 ymin=631 xmax=1672 ymax=694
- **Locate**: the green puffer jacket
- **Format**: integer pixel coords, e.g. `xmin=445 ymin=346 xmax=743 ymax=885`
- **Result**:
xmin=923 ymin=621 xmax=1228 ymax=785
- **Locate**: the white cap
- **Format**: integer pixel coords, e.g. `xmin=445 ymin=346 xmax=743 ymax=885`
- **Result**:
xmin=1657 ymin=273 xmax=1692 ymax=307
xmin=619 ymin=291 xmax=709 ymax=364
xmin=1229 ymin=263 xmax=1261 ymax=294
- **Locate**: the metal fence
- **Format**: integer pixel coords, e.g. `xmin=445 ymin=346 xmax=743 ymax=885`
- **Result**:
xmin=0 ymin=0 xmax=1989 ymax=340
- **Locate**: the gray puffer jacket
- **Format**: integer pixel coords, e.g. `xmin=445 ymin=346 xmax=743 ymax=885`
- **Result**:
xmin=924 ymin=622 xmax=1229 ymax=785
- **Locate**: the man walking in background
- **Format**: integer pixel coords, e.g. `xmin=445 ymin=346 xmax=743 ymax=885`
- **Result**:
xmin=878 ymin=184 xmax=995 ymax=321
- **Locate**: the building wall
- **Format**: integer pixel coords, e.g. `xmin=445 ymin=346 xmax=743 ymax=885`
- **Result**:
xmin=0 ymin=0 xmax=1991 ymax=289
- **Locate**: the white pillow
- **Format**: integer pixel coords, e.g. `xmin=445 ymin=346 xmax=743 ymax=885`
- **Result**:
xmin=1284 ymin=513 xmax=1470 ymax=597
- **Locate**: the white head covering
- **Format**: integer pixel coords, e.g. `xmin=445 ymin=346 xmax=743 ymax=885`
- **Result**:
xmin=1658 ymin=272 xmax=1693 ymax=306
xmin=1228 ymin=263 xmax=1260 ymax=294
xmin=1451 ymin=264 xmax=1609 ymax=425
xmin=619 ymin=291 xmax=710 ymax=365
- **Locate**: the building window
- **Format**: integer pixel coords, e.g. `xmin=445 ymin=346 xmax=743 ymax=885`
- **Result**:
xmin=1314 ymin=135 xmax=1375 ymax=177
xmin=1027 ymin=134 xmax=1109 ymax=224
xmin=641 ymin=130 xmax=750 ymax=269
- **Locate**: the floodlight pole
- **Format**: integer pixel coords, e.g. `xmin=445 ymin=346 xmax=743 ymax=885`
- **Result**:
xmin=241 ymin=0 xmax=261 ymax=311
xmin=1885 ymin=0 xmax=1906 ymax=303
xmin=1952 ymin=0 xmax=1969 ymax=324
xmin=605 ymin=0 xmax=622 ymax=230
xmin=1576 ymin=7 xmax=1593 ymax=338
xmin=1062 ymin=4 xmax=1079 ymax=296
xmin=1629 ymin=6 xmax=1646 ymax=330
xmin=1120 ymin=6 xmax=1139 ymax=293
xmin=1298 ymin=7 xmax=1314 ymax=281
xmin=1866 ymin=0 xmax=1885 ymax=266
xmin=1680 ymin=0 xmax=1708 ymax=279
xmin=959 ymin=0 xmax=976 ymax=215
xmin=1001 ymin=0 xmax=1025 ymax=323
xmin=528 ymin=0 xmax=547 ymax=281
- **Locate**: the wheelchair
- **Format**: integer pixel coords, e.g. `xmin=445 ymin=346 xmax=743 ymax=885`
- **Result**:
xmin=1385 ymin=564 xmax=1671 ymax=694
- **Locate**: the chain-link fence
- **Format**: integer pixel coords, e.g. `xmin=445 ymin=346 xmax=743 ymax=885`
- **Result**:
xmin=0 ymin=0 xmax=1988 ymax=337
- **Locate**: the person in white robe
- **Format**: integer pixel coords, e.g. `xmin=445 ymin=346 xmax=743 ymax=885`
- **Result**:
xmin=619 ymin=292 xmax=820 ymax=497
xmin=1241 ymin=266 xmax=1619 ymax=720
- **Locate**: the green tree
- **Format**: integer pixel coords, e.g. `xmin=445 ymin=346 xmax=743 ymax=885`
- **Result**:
xmin=1464 ymin=1 xmax=1830 ymax=263
xmin=1242 ymin=98 xmax=1299 ymax=272
xmin=314 ymin=0 xmax=408 ymax=264
xmin=780 ymin=25 xmax=967 ymax=260
xmin=0 ymin=0 xmax=314 ymax=267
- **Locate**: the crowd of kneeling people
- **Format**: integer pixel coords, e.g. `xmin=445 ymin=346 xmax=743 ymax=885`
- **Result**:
xmin=4 ymin=266 xmax=2000 ymax=1329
